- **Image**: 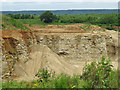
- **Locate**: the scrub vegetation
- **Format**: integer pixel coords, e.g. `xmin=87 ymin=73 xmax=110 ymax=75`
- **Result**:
xmin=2 ymin=56 xmax=119 ymax=89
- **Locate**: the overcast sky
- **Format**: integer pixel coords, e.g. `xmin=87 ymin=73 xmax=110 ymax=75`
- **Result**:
xmin=0 ymin=0 xmax=119 ymax=11
xmin=0 ymin=0 xmax=119 ymax=2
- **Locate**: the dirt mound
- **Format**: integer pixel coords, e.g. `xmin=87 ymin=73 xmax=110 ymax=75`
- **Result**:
xmin=31 ymin=24 xmax=106 ymax=34
xmin=13 ymin=44 xmax=78 ymax=81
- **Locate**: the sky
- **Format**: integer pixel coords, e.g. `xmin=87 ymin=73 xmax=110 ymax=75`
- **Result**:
xmin=0 ymin=0 xmax=119 ymax=2
xmin=0 ymin=0 xmax=119 ymax=11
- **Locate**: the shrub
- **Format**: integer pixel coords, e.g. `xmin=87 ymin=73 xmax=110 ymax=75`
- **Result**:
xmin=81 ymin=56 xmax=115 ymax=88
xmin=2 ymin=15 xmax=30 ymax=30
xmin=21 ymin=14 xmax=25 ymax=19
xmin=24 ymin=14 xmax=31 ymax=19
xmin=35 ymin=68 xmax=51 ymax=82
xmin=14 ymin=14 xmax=21 ymax=19
xmin=99 ymin=15 xmax=115 ymax=25
xmin=31 ymin=15 xmax=34 ymax=19
xmin=2 ymin=24 xmax=6 ymax=28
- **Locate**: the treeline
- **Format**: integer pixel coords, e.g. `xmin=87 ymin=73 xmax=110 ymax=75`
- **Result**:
xmin=6 ymin=12 xmax=119 ymax=26
xmin=58 ymin=13 xmax=118 ymax=26
xmin=7 ymin=13 xmax=34 ymax=19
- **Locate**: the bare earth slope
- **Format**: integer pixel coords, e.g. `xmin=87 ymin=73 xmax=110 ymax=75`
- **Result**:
xmin=1 ymin=24 xmax=118 ymax=81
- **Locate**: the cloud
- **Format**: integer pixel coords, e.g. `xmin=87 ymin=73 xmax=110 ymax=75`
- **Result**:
xmin=0 ymin=0 xmax=119 ymax=2
xmin=2 ymin=2 xmax=117 ymax=11
xmin=0 ymin=0 xmax=7 ymax=2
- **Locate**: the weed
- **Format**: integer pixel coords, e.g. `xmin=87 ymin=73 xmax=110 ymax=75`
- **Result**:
xmin=35 ymin=68 xmax=51 ymax=82
xmin=78 ymin=25 xmax=87 ymax=31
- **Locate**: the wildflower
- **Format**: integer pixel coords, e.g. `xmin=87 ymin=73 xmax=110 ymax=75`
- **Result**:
xmin=71 ymin=85 xmax=75 ymax=88
xmin=34 ymin=83 xmax=39 ymax=87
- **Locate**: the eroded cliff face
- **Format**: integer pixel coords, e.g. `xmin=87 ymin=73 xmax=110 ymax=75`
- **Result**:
xmin=34 ymin=31 xmax=118 ymax=62
xmin=1 ymin=25 xmax=118 ymax=81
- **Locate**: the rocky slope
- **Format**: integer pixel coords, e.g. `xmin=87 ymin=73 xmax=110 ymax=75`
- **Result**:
xmin=1 ymin=24 xmax=118 ymax=81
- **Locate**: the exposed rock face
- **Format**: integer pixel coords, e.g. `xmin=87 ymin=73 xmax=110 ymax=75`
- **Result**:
xmin=35 ymin=32 xmax=118 ymax=63
xmin=1 ymin=28 xmax=118 ymax=81
xmin=2 ymin=37 xmax=29 ymax=79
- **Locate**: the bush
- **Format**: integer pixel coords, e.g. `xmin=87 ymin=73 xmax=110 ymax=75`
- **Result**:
xmin=7 ymin=14 xmax=34 ymax=19
xmin=40 ymin=11 xmax=57 ymax=23
xmin=99 ymin=14 xmax=115 ymax=25
xmin=35 ymin=68 xmax=51 ymax=82
xmin=2 ymin=24 xmax=6 ymax=28
xmin=2 ymin=15 xmax=30 ymax=30
xmin=81 ymin=56 xmax=116 ymax=88
xmin=24 ymin=14 xmax=31 ymax=19
xmin=14 ymin=14 xmax=21 ymax=19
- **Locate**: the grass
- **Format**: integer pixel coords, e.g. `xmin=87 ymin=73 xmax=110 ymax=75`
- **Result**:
xmin=2 ymin=70 xmax=118 ymax=88
xmin=2 ymin=56 xmax=119 ymax=89
xmin=2 ymin=74 xmax=86 ymax=88
xmin=17 ymin=19 xmax=78 ymax=26
xmin=2 ymin=80 xmax=31 ymax=88
xmin=2 ymin=15 xmax=30 ymax=30
xmin=78 ymin=25 xmax=87 ymax=31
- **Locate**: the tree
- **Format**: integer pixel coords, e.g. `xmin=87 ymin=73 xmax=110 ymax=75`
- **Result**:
xmin=31 ymin=15 xmax=34 ymax=19
xmin=21 ymin=14 xmax=25 ymax=19
xmin=7 ymin=13 xmax=14 ymax=18
xmin=40 ymin=11 xmax=57 ymax=23
xmin=99 ymin=14 xmax=115 ymax=25
xmin=14 ymin=14 xmax=21 ymax=19
xmin=24 ymin=14 xmax=31 ymax=19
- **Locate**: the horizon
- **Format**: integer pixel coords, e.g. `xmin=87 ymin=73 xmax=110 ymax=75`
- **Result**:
xmin=1 ymin=8 xmax=118 ymax=11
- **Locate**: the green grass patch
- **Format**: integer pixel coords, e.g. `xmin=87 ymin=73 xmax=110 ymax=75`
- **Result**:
xmin=2 ymin=15 xmax=30 ymax=30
